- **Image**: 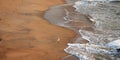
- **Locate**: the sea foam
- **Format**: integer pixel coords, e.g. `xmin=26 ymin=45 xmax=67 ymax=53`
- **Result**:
xmin=44 ymin=0 xmax=120 ymax=60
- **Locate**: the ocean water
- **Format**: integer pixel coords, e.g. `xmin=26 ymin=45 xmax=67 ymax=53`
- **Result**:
xmin=44 ymin=0 xmax=120 ymax=60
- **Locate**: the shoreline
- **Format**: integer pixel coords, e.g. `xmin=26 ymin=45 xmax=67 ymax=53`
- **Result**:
xmin=0 ymin=0 xmax=77 ymax=60
xmin=44 ymin=0 xmax=94 ymax=60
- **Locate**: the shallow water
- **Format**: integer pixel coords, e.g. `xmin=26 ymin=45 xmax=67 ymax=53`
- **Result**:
xmin=44 ymin=0 xmax=120 ymax=60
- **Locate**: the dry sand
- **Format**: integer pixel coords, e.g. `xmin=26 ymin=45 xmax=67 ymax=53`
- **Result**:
xmin=0 ymin=0 xmax=77 ymax=60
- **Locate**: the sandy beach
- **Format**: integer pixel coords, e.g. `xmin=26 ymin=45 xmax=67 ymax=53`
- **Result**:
xmin=0 ymin=0 xmax=77 ymax=60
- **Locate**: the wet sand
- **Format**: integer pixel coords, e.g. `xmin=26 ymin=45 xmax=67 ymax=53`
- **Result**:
xmin=44 ymin=0 xmax=95 ymax=60
xmin=44 ymin=2 xmax=93 ymax=44
xmin=0 ymin=0 xmax=77 ymax=60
